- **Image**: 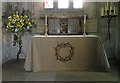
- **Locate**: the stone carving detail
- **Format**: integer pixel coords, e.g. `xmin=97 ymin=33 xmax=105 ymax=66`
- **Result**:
xmin=60 ymin=19 xmax=68 ymax=33
xmin=68 ymin=19 xmax=80 ymax=34
xmin=49 ymin=19 xmax=60 ymax=34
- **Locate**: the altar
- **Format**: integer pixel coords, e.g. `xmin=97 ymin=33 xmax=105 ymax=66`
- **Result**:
xmin=24 ymin=35 xmax=110 ymax=72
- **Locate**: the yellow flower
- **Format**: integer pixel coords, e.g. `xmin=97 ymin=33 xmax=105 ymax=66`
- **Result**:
xmin=16 ymin=24 xmax=20 ymax=27
xmin=6 ymin=28 xmax=8 ymax=31
xmin=19 ymin=25 xmax=22 ymax=28
xmin=20 ymin=15 xmax=23 ymax=18
xmin=28 ymin=22 xmax=31 ymax=25
xmin=8 ymin=16 xmax=12 ymax=19
xmin=6 ymin=11 xmax=35 ymax=33
xmin=21 ymin=23 xmax=24 ymax=26
xmin=26 ymin=21 xmax=29 ymax=24
xmin=7 ymin=22 xmax=11 ymax=26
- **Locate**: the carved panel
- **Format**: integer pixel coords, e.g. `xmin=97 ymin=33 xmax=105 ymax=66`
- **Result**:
xmin=48 ymin=19 xmax=60 ymax=34
xmin=68 ymin=19 xmax=80 ymax=34
xmin=60 ymin=19 xmax=68 ymax=33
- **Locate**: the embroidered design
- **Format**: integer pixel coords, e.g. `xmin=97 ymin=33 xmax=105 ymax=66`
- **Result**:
xmin=54 ymin=42 xmax=74 ymax=62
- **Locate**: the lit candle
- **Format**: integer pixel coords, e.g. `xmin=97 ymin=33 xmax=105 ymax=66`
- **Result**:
xmin=84 ymin=15 xmax=86 ymax=24
xmin=114 ymin=7 xmax=116 ymax=15
xmin=45 ymin=15 xmax=47 ymax=25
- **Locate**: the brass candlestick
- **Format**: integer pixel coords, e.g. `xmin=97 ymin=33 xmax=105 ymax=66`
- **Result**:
xmin=45 ymin=24 xmax=48 ymax=36
xmin=83 ymin=15 xmax=87 ymax=36
xmin=83 ymin=24 xmax=86 ymax=36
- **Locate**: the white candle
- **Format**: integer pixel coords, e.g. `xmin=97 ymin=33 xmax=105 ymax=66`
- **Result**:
xmin=110 ymin=2 xmax=113 ymax=15
xmin=108 ymin=2 xmax=109 ymax=10
xmin=84 ymin=15 xmax=86 ymax=24
xmin=105 ymin=6 xmax=107 ymax=15
xmin=105 ymin=2 xmax=107 ymax=11
xmin=110 ymin=6 xmax=112 ymax=15
xmin=101 ymin=7 xmax=104 ymax=16
xmin=45 ymin=15 xmax=47 ymax=25
xmin=110 ymin=2 xmax=113 ymax=9
xmin=114 ymin=7 xmax=116 ymax=15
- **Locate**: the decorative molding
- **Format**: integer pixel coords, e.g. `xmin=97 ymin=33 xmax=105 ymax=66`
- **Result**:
xmin=40 ymin=16 xmax=81 ymax=19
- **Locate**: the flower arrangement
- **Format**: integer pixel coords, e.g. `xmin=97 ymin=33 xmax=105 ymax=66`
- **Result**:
xmin=4 ymin=10 xmax=36 ymax=61
xmin=6 ymin=11 xmax=35 ymax=34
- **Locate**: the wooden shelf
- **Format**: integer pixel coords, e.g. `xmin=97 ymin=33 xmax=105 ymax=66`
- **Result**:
xmin=40 ymin=16 xmax=81 ymax=19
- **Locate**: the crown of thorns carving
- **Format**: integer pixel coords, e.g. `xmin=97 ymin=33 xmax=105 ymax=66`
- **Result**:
xmin=54 ymin=42 xmax=74 ymax=62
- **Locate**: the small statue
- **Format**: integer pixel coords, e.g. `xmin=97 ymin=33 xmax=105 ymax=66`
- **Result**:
xmin=60 ymin=19 xmax=68 ymax=33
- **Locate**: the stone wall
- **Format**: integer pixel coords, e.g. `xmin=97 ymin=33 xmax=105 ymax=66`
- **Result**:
xmin=0 ymin=1 xmax=2 ymax=82
xmin=2 ymin=2 xmax=18 ymax=63
xmin=118 ymin=1 xmax=120 ymax=60
xmin=0 ymin=0 xmax=1 ymax=65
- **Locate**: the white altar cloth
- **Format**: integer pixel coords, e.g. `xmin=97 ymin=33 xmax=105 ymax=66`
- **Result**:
xmin=24 ymin=35 xmax=109 ymax=72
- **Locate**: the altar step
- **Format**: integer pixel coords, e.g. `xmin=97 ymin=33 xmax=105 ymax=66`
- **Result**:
xmin=2 ymin=59 xmax=119 ymax=82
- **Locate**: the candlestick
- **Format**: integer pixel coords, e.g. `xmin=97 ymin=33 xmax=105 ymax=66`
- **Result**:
xmin=45 ymin=15 xmax=47 ymax=25
xmin=45 ymin=15 xmax=48 ymax=36
xmin=83 ymin=24 xmax=86 ymax=36
xmin=84 ymin=15 xmax=86 ymax=24
xmin=45 ymin=24 xmax=48 ymax=36
xmin=83 ymin=15 xmax=87 ymax=35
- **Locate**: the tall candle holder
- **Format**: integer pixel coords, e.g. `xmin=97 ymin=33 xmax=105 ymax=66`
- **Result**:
xmin=45 ymin=24 xmax=48 ymax=36
xmin=45 ymin=15 xmax=48 ymax=36
xmin=83 ymin=15 xmax=87 ymax=36
xmin=101 ymin=2 xmax=117 ymax=41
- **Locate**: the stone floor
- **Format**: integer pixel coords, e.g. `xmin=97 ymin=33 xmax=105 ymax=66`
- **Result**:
xmin=2 ymin=59 xmax=120 ymax=83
